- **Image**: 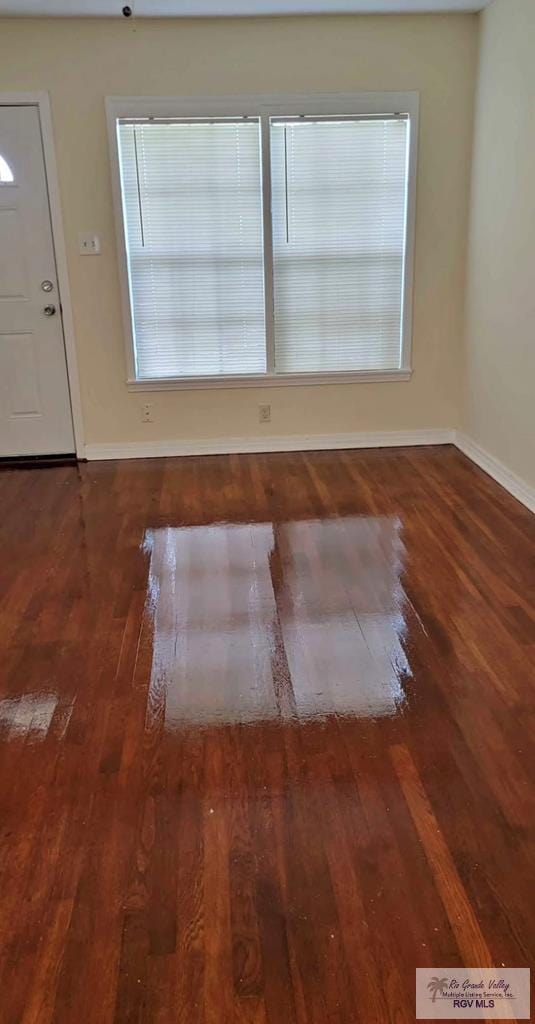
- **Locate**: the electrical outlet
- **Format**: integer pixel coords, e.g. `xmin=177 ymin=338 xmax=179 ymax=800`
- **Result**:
xmin=141 ymin=402 xmax=153 ymax=423
xmin=259 ymin=404 xmax=271 ymax=423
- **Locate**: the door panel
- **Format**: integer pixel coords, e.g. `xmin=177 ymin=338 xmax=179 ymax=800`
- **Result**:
xmin=2 ymin=334 xmax=42 ymax=416
xmin=0 ymin=105 xmax=74 ymax=456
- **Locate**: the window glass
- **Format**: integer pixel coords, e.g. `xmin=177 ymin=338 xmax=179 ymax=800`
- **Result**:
xmin=271 ymin=118 xmax=409 ymax=373
xmin=118 ymin=120 xmax=265 ymax=380
xmin=0 ymin=155 xmax=14 ymax=183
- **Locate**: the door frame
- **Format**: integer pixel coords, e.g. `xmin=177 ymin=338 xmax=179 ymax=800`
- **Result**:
xmin=0 ymin=91 xmax=84 ymax=457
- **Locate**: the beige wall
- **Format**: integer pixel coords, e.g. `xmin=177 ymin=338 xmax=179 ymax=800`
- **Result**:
xmin=463 ymin=0 xmax=535 ymax=488
xmin=0 ymin=14 xmax=478 ymax=447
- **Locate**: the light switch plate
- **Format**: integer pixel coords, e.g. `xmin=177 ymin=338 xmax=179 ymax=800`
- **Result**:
xmin=79 ymin=233 xmax=101 ymax=255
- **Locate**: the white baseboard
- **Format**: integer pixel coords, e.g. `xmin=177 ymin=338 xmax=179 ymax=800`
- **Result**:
xmin=83 ymin=429 xmax=534 ymax=515
xmin=455 ymin=432 xmax=535 ymax=514
xmin=84 ymin=428 xmax=454 ymax=462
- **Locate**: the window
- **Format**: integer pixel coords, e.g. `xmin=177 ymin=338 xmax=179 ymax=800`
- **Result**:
xmin=109 ymin=94 xmax=418 ymax=389
xmin=118 ymin=119 xmax=265 ymax=379
xmin=0 ymin=155 xmax=14 ymax=183
xmin=271 ymin=117 xmax=409 ymax=374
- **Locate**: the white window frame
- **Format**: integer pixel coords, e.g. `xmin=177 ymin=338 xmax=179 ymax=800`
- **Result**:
xmin=106 ymin=92 xmax=419 ymax=392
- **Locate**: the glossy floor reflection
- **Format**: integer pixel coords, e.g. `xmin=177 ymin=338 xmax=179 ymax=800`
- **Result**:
xmin=146 ymin=518 xmax=410 ymax=729
xmin=0 ymin=446 xmax=533 ymax=1024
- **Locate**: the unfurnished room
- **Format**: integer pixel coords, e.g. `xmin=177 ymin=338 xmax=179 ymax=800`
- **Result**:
xmin=0 ymin=0 xmax=533 ymax=1021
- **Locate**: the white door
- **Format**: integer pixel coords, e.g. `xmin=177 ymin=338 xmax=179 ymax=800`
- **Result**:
xmin=0 ymin=105 xmax=74 ymax=456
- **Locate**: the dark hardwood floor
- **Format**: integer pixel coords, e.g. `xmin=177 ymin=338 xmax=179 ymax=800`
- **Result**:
xmin=0 ymin=445 xmax=533 ymax=1023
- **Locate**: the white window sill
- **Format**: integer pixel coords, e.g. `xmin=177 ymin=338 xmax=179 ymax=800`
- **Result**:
xmin=126 ymin=369 xmax=412 ymax=392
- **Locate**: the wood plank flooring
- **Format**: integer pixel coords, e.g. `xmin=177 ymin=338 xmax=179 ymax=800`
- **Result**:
xmin=0 ymin=445 xmax=533 ymax=1023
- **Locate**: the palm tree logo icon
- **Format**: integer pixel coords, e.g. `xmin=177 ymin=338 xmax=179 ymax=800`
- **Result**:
xmin=427 ymin=977 xmax=449 ymax=1002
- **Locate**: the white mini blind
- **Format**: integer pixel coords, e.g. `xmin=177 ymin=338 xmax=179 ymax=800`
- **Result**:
xmin=270 ymin=117 xmax=409 ymax=374
xmin=117 ymin=119 xmax=265 ymax=379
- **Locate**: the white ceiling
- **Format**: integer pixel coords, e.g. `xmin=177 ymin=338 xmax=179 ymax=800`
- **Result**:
xmin=0 ymin=0 xmax=492 ymax=16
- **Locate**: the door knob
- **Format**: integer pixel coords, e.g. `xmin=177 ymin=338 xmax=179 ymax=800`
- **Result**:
xmin=43 ymin=304 xmax=56 ymax=316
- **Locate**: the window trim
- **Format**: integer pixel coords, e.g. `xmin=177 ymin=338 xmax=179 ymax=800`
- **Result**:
xmin=106 ymin=92 xmax=419 ymax=391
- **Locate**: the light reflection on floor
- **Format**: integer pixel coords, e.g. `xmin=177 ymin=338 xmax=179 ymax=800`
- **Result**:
xmin=0 ymin=692 xmax=59 ymax=739
xmin=144 ymin=516 xmax=412 ymax=730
